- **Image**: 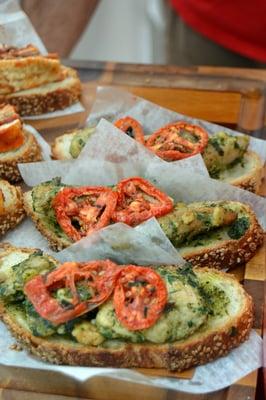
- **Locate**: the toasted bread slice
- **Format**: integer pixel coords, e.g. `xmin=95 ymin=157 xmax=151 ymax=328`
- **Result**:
xmin=0 ymin=181 xmax=25 ymax=235
xmin=23 ymin=190 xmax=72 ymax=251
xmin=178 ymin=202 xmax=264 ymax=269
xmin=0 ymin=253 xmax=253 ymax=371
xmin=51 ymin=126 xmax=95 ymax=160
xmin=51 ymin=130 xmax=264 ymax=193
xmin=0 ymin=129 xmax=42 ymax=182
xmin=1 ymin=67 xmax=81 ymax=116
xmin=23 ymin=182 xmax=264 ymax=267
xmin=0 ymin=45 xmax=63 ymax=95
xmin=218 ymin=151 xmax=264 ymax=194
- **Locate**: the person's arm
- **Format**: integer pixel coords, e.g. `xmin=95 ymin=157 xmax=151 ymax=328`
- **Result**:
xmin=21 ymin=0 xmax=99 ymax=57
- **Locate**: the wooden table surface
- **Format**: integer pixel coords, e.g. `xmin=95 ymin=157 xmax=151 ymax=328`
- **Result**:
xmin=0 ymin=61 xmax=265 ymax=400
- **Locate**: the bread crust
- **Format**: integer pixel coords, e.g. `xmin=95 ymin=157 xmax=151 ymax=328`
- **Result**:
xmin=51 ymin=131 xmax=75 ymax=160
xmin=180 ymin=204 xmax=264 ymax=270
xmin=223 ymin=151 xmax=264 ymax=194
xmin=0 ymin=67 xmax=81 ymax=116
xmin=0 ymin=269 xmax=254 ymax=371
xmin=23 ymin=191 xmax=72 ymax=251
xmin=0 ymin=182 xmax=25 ymax=236
xmin=0 ymin=130 xmax=42 ymax=183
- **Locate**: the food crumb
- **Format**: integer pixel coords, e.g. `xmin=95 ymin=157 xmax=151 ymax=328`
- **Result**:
xmin=9 ymin=343 xmax=22 ymax=351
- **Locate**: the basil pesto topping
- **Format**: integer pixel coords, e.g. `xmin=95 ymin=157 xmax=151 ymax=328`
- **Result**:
xmin=203 ymin=132 xmax=249 ymax=178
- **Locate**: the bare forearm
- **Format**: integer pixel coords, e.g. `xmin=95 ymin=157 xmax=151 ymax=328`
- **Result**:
xmin=21 ymin=0 xmax=100 ymax=57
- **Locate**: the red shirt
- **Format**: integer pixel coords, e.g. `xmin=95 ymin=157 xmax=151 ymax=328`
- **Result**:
xmin=170 ymin=0 xmax=266 ymax=62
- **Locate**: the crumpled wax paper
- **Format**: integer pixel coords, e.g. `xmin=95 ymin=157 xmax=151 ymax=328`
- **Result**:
xmin=84 ymin=86 xmax=266 ymax=161
xmin=4 ymin=216 xmax=184 ymax=266
xmin=0 ymin=0 xmax=84 ymax=119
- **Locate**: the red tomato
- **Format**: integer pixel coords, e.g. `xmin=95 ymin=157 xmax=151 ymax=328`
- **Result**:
xmin=146 ymin=121 xmax=209 ymax=161
xmin=52 ymin=187 xmax=118 ymax=241
xmin=112 ymin=177 xmax=173 ymax=226
xmin=24 ymin=260 xmax=120 ymax=325
xmin=113 ymin=265 xmax=167 ymax=330
xmin=114 ymin=116 xmax=145 ymax=144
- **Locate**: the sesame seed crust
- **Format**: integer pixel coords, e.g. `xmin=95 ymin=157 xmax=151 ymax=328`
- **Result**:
xmin=23 ymin=191 xmax=72 ymax=252
xmin=181 ymin=203 xmax=264 ymax=270
xmin=227 ymin=152 xmax=264 ymax=194
xmin=0 ymin=183 xmax=25 ymax=236
xmin=0 ymin=267 xmax=254 ymax=371
xmin=0 ymin=131 xmax=42 ymax=183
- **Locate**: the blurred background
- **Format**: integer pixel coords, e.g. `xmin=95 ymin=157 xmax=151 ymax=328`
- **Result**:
xmin=20 ymin=0 xmax=266 ymax=68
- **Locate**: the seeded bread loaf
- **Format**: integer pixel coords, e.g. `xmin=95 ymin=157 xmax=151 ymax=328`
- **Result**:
xmin=0 ymin=180 xmax=25 ymax=235
xmin=1 ymin=67 xmax=81 ymax=116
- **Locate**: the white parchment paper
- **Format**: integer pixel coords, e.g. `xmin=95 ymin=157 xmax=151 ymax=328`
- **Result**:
xmin=24 ymin=123 xmax=51 ymax=160
xmin=0 ymin=0 xmax=46 ymax=53
xmin=85 ymin=86 xmax=266 ymax=161
xmin=4 ymin=217 xmax=184 ymax=266
xmin=0 ymin=0 xmax=84 ymax=118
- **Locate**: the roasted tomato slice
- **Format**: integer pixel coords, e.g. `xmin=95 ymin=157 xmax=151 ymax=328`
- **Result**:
xmin=52 ymin=187 xmax=118 ymax=241
xmin=0 ymin=105 xmax=24 ymax=152
xmin=114 ymin=265 xmax=167 ymax=330
xmin=24 ymin=260 xmax=120 ymax=325
xmin=114 ymin=116 xmax=145 ymax=145
xmin=112 ymin=177 xmax=173 ymax=226
xmin=146 ymin=121 xmax=209 ymax=161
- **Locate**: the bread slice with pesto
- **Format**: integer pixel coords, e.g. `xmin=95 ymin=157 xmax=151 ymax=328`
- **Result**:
xmin=23 ymin=179 xmax=264 ymax=269
xmin=0 ymin=180 xmax=25 ymax=236
xmin=158 ymin=201 xmax=264 ymax=270
xmin=51 ymin=126 xmax=264 ymax=193
xmin=0 ymin=247 xmax=254 ymax=371
xmin=23 ymin=179 xmax=72 ymax=251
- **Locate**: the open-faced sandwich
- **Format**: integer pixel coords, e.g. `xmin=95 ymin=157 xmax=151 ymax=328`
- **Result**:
xmin=0 ymin=244 xmax=254 ymax=370
xmin=0 ymin=179 xmax=25 ymax=235
xmin=51 ymin=118 xmax=264 ymax=193
xmin=0 ymin=104 xmax=42 ymax=182
xmin=23 ymin=177 xmax=264 ymax=268
xmin=0 ymin=44 xmax=81 ymax=116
